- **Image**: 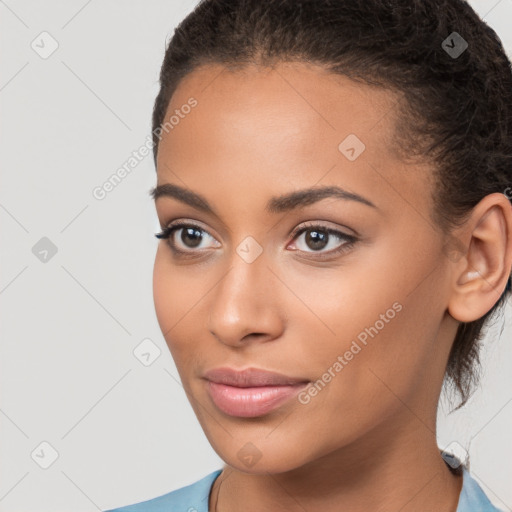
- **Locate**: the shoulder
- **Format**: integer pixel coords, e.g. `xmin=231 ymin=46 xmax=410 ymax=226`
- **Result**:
xmin=104 ymin=469 xmax=222 ymax=512
xmin=457 ymin=467 xmax=505 ymax=512
xmin=105 ymin=465 xmax=505 ymax=512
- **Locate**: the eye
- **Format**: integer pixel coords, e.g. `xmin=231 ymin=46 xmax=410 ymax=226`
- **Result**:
xmin=288 ymin=223 xmax=357 ymax=257
xmin=155 ymin=220 xmax=358 ymax=259
xmin=155 ymin=221 xmax=220 ymax=254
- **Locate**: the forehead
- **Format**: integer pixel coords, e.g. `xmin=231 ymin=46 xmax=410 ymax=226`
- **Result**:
xmin=162 ymin=61 xmax=400 ymax=160
xmin=155 ymin=62 xmax=433 ymax=221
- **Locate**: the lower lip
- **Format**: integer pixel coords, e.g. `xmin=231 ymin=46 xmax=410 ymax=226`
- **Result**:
xmin=206 ymin=381 xmax=308 ymax=418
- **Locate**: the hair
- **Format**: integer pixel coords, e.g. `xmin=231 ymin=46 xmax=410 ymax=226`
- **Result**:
xmin=151 ymin=0 xmax=512 ymax=410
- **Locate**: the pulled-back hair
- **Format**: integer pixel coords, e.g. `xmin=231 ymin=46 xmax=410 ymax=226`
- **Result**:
xmin=151 ymin=0 xmax=512 ymax=409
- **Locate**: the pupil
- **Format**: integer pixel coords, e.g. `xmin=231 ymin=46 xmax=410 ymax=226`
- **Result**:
xmin=306 ymin=230 xmax=328 ymax=250
xmin=182 ymin=227 xmax=202 ymax=248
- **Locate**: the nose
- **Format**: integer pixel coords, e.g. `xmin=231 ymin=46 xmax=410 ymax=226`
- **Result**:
xmin=207 ymin=251 xmax=285 ymax=348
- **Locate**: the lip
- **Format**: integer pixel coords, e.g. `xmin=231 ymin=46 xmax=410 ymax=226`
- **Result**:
xmin=203 ymin=367 xmax=309 ymax=387
xmin=203 ymin=367 xmax=309 ymax=418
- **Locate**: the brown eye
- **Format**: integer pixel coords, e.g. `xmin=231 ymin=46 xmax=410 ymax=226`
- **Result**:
xmin=180 ymin=226 xmax=204 ymax=248
xmin=304 ymin=229 xmax=329 ymax=251
xmin=155 ymin=222 xmax=221 ymax=253
xmin=289 ymin=224 xmax=357 ymax=257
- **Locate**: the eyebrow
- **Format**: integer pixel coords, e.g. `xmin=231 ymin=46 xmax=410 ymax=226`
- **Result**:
xmin=150 ymin=183 xmax=376 ymax=215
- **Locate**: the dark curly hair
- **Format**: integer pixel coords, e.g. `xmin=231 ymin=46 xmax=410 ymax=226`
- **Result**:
xmin=151 ymin=0 xmax=512 ymax=410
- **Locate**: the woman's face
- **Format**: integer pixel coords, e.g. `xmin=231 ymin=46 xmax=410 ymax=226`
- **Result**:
xmin=152 ymin=62 xmax=458 ymax=473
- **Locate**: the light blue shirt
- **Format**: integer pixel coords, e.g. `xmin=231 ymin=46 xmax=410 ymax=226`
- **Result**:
xmin=105 ymin=466 xmax=504 ymax=512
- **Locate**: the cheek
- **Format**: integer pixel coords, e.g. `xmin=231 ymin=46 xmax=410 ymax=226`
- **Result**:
xmin=152 ymin=248 xmax=175 ymax=335
xmin=152 ymin=247 xmax=200 ymax=349
xmin=283 ymin=249 xmax=443 ymax=414
xmin=152 ymin=247 xmax=217 ymax=376
xmin=153 ymin=246 xmax=205 ymax=335
xmin=285 ymin=305 xmax=427 ymax=456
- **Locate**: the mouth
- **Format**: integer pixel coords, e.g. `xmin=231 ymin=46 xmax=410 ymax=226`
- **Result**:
xmin=203 ymin=367 xmax=310 ymax=418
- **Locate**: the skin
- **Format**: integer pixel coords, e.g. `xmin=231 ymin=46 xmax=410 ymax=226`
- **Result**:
xmin=152 ymin=62 xmax=512 ymax=512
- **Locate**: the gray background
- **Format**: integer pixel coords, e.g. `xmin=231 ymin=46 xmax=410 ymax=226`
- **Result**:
xmin=1 ymin=1 xmax=511 ymax=511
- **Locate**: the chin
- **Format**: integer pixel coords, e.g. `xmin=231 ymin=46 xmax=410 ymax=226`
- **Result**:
xmin=202 ymin=424 xmax=323 ymax=475
xmin=218 ymin=449 xmax=309 ymax=475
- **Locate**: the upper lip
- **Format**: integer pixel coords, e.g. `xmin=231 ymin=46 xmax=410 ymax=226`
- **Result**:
xmin=203 ymin=367 xmax=310 ymax=387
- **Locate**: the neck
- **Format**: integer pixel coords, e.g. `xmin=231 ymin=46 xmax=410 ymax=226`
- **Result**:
xmin=210 ymin=415 xmax=463 ymax=512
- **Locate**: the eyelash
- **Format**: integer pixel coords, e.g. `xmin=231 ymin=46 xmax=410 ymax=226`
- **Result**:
xmin=154 ymin=221 xmax=358 ymax=259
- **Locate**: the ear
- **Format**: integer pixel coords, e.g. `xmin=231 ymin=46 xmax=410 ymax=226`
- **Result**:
xmin=447 ymin=193 xmax=512 ymax=323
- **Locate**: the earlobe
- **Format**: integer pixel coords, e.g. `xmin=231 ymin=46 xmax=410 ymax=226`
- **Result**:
xmin=447 ymin=193 xmax=512 ymax=323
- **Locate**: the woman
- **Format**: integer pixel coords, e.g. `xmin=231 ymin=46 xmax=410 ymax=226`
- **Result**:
xmin=106 ymin=0 xmax=512 ymax=510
